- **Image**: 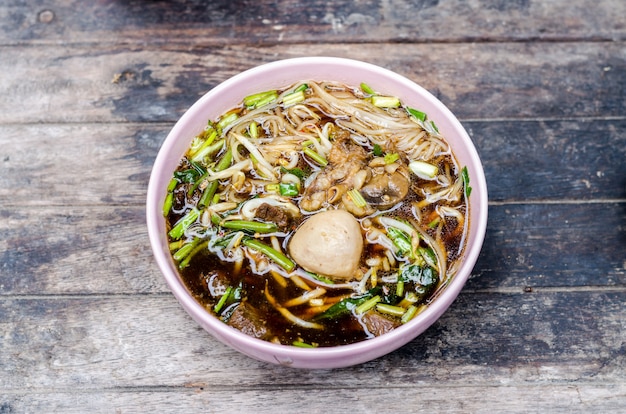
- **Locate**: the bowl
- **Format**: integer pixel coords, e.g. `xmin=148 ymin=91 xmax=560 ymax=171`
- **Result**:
xmin=146 ymin=57 xmax=488 ymax=368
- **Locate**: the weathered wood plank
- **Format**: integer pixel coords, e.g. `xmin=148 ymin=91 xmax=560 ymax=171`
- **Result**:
xmin=2 ymin=0 xmax=625 ymax=46
xmin=2 ymin=384 xmax=626 ymax=414
xmin=0 ymin=291 xmax=624 ymax=390
xmin=1 ymin=42 xmax=624 ymax=124
xmin=1 ymin=202 xmax=624 ymax=295
xmin=1 ymin=120 xmax=623 ymax=207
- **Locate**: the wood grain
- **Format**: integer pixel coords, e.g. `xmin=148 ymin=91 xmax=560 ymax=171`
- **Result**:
xmin=2 ymin=0 xmax=625 ymax=45
xmin=1 ymin=291 xmax=624 ymax=389
xmin=1 ymin=0 xmax=625 ymax=412
xmin=1 ymin=42 xmax=624 ymax=124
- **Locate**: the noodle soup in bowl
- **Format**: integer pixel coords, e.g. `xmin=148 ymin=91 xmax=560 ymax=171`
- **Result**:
xmin=147 ymin=57 xmax=487 ymax=368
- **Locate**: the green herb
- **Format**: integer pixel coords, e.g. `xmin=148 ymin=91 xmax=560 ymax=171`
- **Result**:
xmin=221 ymin=220 xmax=278 ymax=233
xmin=302 ymin=146 xmax=328 ymax=167
xmin=401 ymin=305 xmax=418 ymax=324
xmin=162 ymin=192 xmax=174 ymax=217
xmin=282 ymin=90 xmax=305 ymax=107
xmin=243 ymin=90 xmax=278 ymax=109
xmin=279 ymin=182 xmax=299 ymax=197
xmin=360 ymin=82 xmax=376 ymax=95
xmin=387 ymin=227 xmax=413 ymax=258
xmin=400 ymin=264 xmax=438 ymax=300
xmin=178 ymin=239 xmax=210 ymax=269
xmin=280 ymin=166 xmax=308 ymax=180
xmin=355 ymin=295 xmax=381 ymax=314
xmin=249 ymin=121 xmax=258 ymax=139
xmin=168 ymin=208 xmax=199 ymax=240
xmin=384 ymin=152 xmax=400 ymax=164
xmin=216 ymin=112 xmax=239 ymax=131
xmin=242 ymin=238 xmax=295 ymax=272
xmin=372 ymin=144 xmax=383 ymax=156
xmin=213 ymin=286 xmax=233 ymax=314
xmin=294 ymin=83 xmax=309 ymax=93
xmin=198 ymin=148 xmax=233 ymax=208
xmin=376 ymin=303 xmax=406 ymax=317
xmin=293 ymin=340 xmax=317 ymax=348
xmin=407 ymin=107 xmax=427 ymax=122
xmin=347 ymin=189 xmax=368 ymax=208
xmin=462 ymin=166 xmax=472 ymax=197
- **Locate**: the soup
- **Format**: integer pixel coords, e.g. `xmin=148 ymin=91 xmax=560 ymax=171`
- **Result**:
xmin=164 ymin=80 xmax=470 ymax=347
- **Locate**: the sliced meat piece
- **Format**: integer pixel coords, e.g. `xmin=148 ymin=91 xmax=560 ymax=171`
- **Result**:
xmin=226 ymin=302 xmax=272 ymax=340
xmin=254 ymin=202 xmax=291 ymax=229
xmin=361 ymin=311 xmax=401 ymax=337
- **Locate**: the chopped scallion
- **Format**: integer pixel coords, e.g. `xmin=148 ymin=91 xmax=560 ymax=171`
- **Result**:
xmin=407 ymin=107 xmax=427 ymax=122
xmin=462 ymin=166 xmax=472 ymax=197
xmin=302 ymin=146 xmax=328 ymax=167
xmin=221 ymin=220 xmax=278 ymax=233
xmin=243 ymin=90 xmax=278 ymax=109
xmin=168 ymin=208 xmax=199 ymax=240
xmin=376 ymin=303 xmax=406 ymax=317
xmin=213 ymin=286 xmax=233 ymax=314
xmin=282 ymin=90 xmax=305 ymax=107
xmin=216 ymin=112 xmax=239 ymax=131
xmin=384 ymin=152 xmax=400 ymax=164
xmin=401 ymin=305 xmax=418 ymax=324
xmin=347 ymin=189 xmax=368 ymax=208
xmin=355 ymin=295 xmax=381 ymax=315
xmin=242 ymin=238 xmax=295 ymax=272
xmin=279 ymin=182 xmax=299 ymax=197
xmin=360 ymin=82 xmax=376 ymax=95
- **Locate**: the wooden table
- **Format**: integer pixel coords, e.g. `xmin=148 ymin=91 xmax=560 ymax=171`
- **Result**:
xmin=1 ymin=1 xmax=624 ymax=412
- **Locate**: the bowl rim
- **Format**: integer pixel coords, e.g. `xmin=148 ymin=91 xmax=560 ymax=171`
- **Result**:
xmin=146 ymin=56 xmax=488 ymax=368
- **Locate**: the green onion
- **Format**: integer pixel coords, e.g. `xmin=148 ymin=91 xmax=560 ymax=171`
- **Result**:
xmin=213 ymin=286 xmax=233 ymax=314
xmin=294 ymin=83 xmax=309 ymax=93
xmin=360 ymin=82 xmax=376 ymax=95
xmin=401 ymin=305 xmax=418 ymax=324
xmin=293 ymin=340 xmax=317 ymax=348
xmin=242 ymin=238 xmax=295 ymax=272
xmin=376 ymin=303 xmax=406 ymax=317
xmin=462 ymin=166 xmax=472 ymax=197
xmin=167 ymin=178 xmax=178 ymax=192
xmin=216 ymin=112 xmax=239 ymax=131
xmin=177 ymin=240 xmax=210 ymax=269
xmin=188 ymin=129 xmax=217 ymax=159
xmin=407 ymin=107 xmax=427 ymax=121
xmin=384 ymin=152 xmax=400 ymax=164
xmin=279 ymin=182 xmax=299 ymax=197
xmin=355 ymin=295 xmax=381 ymax=315
xmin=172 ymin=240 xmax=196 ymax=261
xmin=168 ymin=208 xmax=199 ymax=240
xmin=372 ymin=144 xmax=383 ymax=156
xmin=396 ymin=279 xmax=405 ymax=297
xmin=418 ymin=247 xmax=437 ymax=269
xmin=198 ymin=148 xmax=233 ymax=208
xmin=371 ymin=96 xmax=401 ymax=108
xmin=243 ymin=90 xmax=278 ymax=109
xmin=302 ymin=146 xmax=328 ymax=167
xmin=409 ymin=160 xmax=438 ymax=180
xmin=428 ymin=217 xmax=440 ymax=228
xmin=221 ymin=220 xmax=278 ymax=233
xmin=191 ymin=138 xmax=225 ymax=164
xmin=280 ymin=166 xmax=308 ymax=180
xmin=249 ymin=121 xmax=258 ymax=139
xmin=387 ymin=227 xmax=413 ymax=258
xmin=430 ymin=120 xmax=439 ymax=133
xmin=163 ymin=192 xmax=174 ymax=217
xmin=169 ymin=240 xmax=184 ymax=251
xmin=347 ymin=189 xmax=367 ymax=208
xmin=282 ymin=90 xmax=305 ymax=107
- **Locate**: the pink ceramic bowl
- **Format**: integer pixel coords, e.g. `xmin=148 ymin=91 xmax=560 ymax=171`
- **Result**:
xmin=146 ymin=57 xmax=488 ymax=368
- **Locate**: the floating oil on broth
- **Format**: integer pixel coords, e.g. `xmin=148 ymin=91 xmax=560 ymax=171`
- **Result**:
xmin=164 ymin=80 xmax=470 ymax=348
